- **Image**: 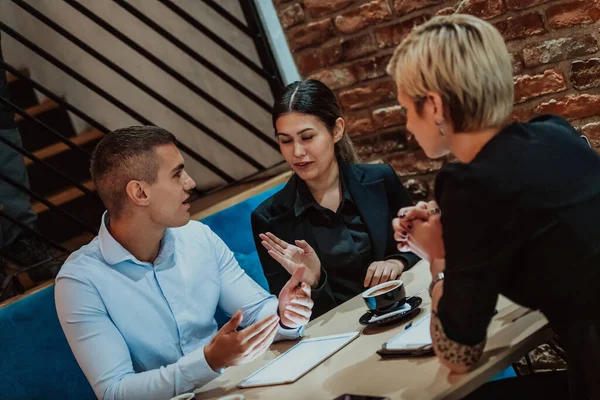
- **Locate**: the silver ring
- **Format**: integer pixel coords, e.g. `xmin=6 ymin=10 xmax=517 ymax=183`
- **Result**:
xmin=428 ymin=207 xmax=441 ymax=216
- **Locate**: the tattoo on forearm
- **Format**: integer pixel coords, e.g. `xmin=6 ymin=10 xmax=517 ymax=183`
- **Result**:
xmin=431 ymin=312 xmax=485 ymax=368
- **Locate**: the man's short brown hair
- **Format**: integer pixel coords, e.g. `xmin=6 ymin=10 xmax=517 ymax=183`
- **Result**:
xmin=90 ymin=126 xmax=177 ymax=218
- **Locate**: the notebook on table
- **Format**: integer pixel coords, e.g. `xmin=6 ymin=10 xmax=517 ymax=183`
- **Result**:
xmin=238 ymin=332 xmax=360 ymax=388
xmin=377 ymin=314 xmax=433 ymax=357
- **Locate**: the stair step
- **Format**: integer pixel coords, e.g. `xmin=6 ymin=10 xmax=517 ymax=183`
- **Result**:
xmin=25 ymin=129 xmax=101 ymax=197
xmin=32 ymin=180 xmax=95 ymax=214
xmin=36 ymin=192 xmax=104 ymax=243
xmin=14 ymin=99 xmax=59 ymax=122
xmin=63 ymin=232 xmax=95 ymax=252
xmin=24 ymin=128 xmax=102 ymax=166
xmin=7 ymin=69 xmax=37 ymax=110
xmin=6 ymin=72 xmax=17 ymax=85
xmin=17 ymin=101 xmax=76 ymax=152
xmin=6 ymin=69 xmax=29 ymax=85
xmin=0 ymin=279 xmax=55 ymax=309
xmin=26 ymin=140 xmax=98 ymax=198
xmin=0 ymin=229 xmax=95 ymax=307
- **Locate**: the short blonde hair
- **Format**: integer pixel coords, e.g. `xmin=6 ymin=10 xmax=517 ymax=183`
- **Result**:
xmin=387 ymin=14 xmax=513 ymax=132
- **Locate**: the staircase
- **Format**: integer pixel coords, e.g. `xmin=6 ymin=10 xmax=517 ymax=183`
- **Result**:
xmin=2 ymin=68 xmax=287 ymax=297
xmin=0 ymin=0 xmax=290 ymax=303
xmin=1 ymin=69 xmax=105 ymax=291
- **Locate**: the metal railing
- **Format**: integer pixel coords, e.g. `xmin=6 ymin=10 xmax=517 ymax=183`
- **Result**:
xmin=10 ymin=0 xmax=275 ymax=172
xmin=0 ymin=0 xmax=286 ymax=300
xmin=0 ymin=22 xmax=234 ymax=184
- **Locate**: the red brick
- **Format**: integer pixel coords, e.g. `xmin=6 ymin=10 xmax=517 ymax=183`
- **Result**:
xmin=511 ymin=106 xmax=536 ymax=122
xmin=354 ymin=134 xmax=405 ymax=159
xmin=342 ymin=33 xmax=379 ymax=61
xmin=334 ymin=0 xmax=393 ymax=34
xmin=456 ymin=0 xmax=506 ymax=20
xmin=295 ymin=50 xmax=323 ymax=75
xmin=375 ymin=137 xmax=404 ymax=154
xmin=279 ymin=3 xmax=305 ymax=29
xmin=303 ymin=0 xmax=355 ymax=17
xmin=570 ymin=58 xmax=600 ymax=90
xmin=338 ymin=79 xmax=397 ymax=110
xmin=546 ymin=0 xmax=600 ymax=29
xmin=436 ymin=6 xmax=456 ymax=15
xmin=535 ymin=94 xmax=600 ymax=120
xmin=287 ymin=19 xmax=335 ymax=51
xmin=308 ymin=67 xmax=357 ymax=90
xmin=352 ymin=54 xmax=393 ymax=81
xmin=581 ymin=122 xmax=600 ymax=148
xmin=322 ymin=41 xmax=344 ymax=66
xmin=355 ymin=140 xmax=376 ymax=159
xmin=522 ymin=35 xmax=598 ymax=68
xmin=505 ymin=0 xmax=552 ymax=10
xmin=346 ymin=114 xmax=376 ymax=137
xmin=511 ymin=53 xmax=524 ymax=75
xmin=295 ymin=43 xmax=347 ymax=75
xmin=494 ymin=13 xmax=546 ymax=42
xmin=375 ymin=15 xmax=429 ymax=48
xmin=354 ymin=135 xmax=380 ymax=158
xmin=394 ymin=0 xmax=442 ymax=15
xmin=513 ymin=69 xmax=566 ymax=104
xmin=372 ymin=105 xmax=407 ymax=128
xmin=388 ymin=150 xmax=444 ymax=176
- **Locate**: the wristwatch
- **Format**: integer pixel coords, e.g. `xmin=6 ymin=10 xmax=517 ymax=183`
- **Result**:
xmin=429 ymin=272 xmax=445 ymax=296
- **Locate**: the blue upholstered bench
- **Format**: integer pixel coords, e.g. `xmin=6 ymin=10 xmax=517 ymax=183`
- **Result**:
xmin=0 ymin=182 xmax=284 ymax=399
xmin=0 ymin=180 xmax=514 ymax=399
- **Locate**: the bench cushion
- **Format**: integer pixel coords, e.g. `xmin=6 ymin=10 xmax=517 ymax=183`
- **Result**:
xmin=0 ymin=181 xmax=519 ymax=399
xmin=0 ymin=285 xmax=95 ymax=399
xmin=200 ymin=184 xmax=284 ymax=327
xmin=0 ymin=183 xmax=284 ymax=399
xmin=199 ymin=183 xmax=284 ymax=292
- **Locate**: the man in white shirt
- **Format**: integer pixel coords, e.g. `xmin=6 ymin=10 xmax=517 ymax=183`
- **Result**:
xmin=55 ymin=126 xmax=313 ymax=400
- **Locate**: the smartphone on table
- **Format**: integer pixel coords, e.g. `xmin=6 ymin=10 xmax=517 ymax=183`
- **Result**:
xmin=333 ymin=395 xmax=390 ymax=400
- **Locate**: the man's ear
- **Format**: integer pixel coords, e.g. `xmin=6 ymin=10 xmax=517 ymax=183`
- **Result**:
xmin=125 ymin=180 xmax=150 ymax=207
xmin=333 ymin=117 xmax=345 ymax=143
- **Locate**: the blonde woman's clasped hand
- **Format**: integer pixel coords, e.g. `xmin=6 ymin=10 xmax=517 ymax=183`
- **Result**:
xmin=393 ymin=201 xmax=445 ymax=262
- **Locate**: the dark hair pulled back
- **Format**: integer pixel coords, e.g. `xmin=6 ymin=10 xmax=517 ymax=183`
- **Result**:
xmin=272 ymin=79 xmax=359 ymax=163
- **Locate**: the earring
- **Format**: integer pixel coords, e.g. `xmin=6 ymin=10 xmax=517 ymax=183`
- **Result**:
xmin=435 ymin=120 xmax=445 ymax=136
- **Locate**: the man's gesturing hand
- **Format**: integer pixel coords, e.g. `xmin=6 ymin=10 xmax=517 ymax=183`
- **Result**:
xmin=204 ymin=311 xmax=280 ymax=371
xmin=278 ymin=266 xmax=314 ymax=328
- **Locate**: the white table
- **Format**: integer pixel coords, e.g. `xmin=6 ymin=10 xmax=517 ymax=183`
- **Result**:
xmin=196 ymin=261 xmax=551 ymax=400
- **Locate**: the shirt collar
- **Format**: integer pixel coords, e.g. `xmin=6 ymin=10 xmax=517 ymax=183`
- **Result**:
xmin=98 ymin=211 xmax=175 ymax=267
xmin=293 ymin=163 xmax=353 ymax=217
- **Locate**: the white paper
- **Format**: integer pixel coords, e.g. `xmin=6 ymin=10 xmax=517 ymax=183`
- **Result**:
xmin=384 ymin=314 xmax=432 ymax=350
xmin=239 ymin=332 xmax=358 ymax=387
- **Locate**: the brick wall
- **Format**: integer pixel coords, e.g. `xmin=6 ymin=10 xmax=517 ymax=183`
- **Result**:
xmin=273 ymin=0 xmax=600 ymax=200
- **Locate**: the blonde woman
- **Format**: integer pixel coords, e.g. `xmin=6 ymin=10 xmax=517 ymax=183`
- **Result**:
xmin=389 ymin=14 xmax=600 ymax=399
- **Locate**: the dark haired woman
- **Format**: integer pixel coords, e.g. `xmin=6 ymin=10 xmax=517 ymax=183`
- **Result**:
xmin=251 ymin=80 xmax=419 ymax=319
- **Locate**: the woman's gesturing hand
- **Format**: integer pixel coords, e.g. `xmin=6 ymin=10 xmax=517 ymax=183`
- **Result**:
xmin=259 ymin=232 xmax=321 ymax=287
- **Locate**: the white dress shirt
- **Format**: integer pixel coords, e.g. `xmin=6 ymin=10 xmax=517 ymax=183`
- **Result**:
xmin=56 ymin=213 xmax=302 ymax=400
